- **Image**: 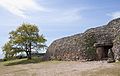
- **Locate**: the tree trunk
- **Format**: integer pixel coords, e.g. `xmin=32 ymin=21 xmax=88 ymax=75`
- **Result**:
xmin=25 ymin=42 xmax=32 ymax=60
xmin=25 ymin=44 xmax=31 ymax=60
xmin=27 ymin=42 xmax=32 ymax=60
xmin=28 ymin=51 xmax=32 ymax=60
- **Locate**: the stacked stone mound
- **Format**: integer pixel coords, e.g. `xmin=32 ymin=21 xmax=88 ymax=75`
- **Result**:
xmin=45 ymin=18 xmax=120 ymax=61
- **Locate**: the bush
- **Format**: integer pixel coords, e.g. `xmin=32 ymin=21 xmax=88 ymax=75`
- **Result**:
xmin=84 ymin=34 xmax=97 ymax=60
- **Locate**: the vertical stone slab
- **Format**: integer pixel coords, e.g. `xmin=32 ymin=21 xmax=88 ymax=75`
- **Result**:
xmin=96 ymin=47 xmax=104 ymax=60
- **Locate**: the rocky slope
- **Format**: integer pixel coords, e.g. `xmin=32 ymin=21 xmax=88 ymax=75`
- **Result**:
xmin=45 ymin=18 xmax=120 ymax=61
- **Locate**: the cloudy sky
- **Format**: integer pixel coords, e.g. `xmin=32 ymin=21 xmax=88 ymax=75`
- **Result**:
xmin=0 ymin=0 xmax=120 ymax=58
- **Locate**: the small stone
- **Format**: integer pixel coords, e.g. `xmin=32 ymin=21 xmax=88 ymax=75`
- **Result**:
xmin=107 ymin=58 xmax=115 ymax=63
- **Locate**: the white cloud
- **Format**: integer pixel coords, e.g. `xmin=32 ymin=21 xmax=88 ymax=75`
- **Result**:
xmin=52 ymin=9 xmax=81 ymax=23
xmin=0 ymin=0 xmax=46 ymax=18
xmin=35 ymin=8 xmax=82 ymax=24
xmin=108 ymin=11 xmax=120 ymax=19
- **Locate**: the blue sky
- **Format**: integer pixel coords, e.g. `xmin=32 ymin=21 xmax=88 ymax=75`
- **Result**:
xmin=0 ymin=0 xmax=120 ymax=58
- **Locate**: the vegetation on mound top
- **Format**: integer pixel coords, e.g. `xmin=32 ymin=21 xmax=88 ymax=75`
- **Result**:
xmin=84 ymin=33 xmax=96 ymax=60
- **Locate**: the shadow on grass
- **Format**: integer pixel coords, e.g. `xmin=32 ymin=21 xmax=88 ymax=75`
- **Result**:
xmin=4 ymin=57 xmax=43 ymax=66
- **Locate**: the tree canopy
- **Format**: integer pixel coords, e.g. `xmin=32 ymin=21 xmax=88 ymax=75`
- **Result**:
xmin=2 ymin=23 xmax=47 ymax=60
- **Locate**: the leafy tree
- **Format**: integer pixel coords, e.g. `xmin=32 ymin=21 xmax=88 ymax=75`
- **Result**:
xmin=2 ymin=23 xmax=47 ymax=60
xmin=2 ymin=41 xmax=13 ymax=59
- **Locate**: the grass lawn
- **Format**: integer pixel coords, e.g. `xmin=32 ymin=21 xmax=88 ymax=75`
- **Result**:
xmin=81 ymin=62 xmax=120 ymax=76
xmin=0 ymin=58 xmax=63 ymax=76
xmin=0 ymin=59 xmax=120 ymax=76
xmin=83 ymin=66 xmax=120 ymax=76
xmin=3 ymin=57 xmax=43 ymax=66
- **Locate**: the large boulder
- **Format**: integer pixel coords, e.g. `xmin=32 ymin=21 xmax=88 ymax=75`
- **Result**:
xmin=44 ymin=18 xmax=120 ymax=61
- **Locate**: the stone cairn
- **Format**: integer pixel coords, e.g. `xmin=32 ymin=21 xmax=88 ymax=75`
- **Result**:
xmin=44 ymin=18 xmax=120 ymax=62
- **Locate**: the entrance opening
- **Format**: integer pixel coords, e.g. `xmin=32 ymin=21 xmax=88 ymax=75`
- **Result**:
xmin=94 ymin=42 xmax=113 ymax=60
xmin=102 ymin=45 xmax=113 ymax=60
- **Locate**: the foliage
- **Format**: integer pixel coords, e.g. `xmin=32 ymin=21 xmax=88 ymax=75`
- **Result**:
xmin=84 ymin=33 xmax=96 ymax=60
xmin=2 ymin=23 xmax=47 ymax=60
xmin=2 ymin=42 xmax=13 ymax=59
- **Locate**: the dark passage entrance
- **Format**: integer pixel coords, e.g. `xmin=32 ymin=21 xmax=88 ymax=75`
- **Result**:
xmin=94 ymin=42 xmax=113 ymax=60
xmin=102 ymin=45 xmax=113 ymax=59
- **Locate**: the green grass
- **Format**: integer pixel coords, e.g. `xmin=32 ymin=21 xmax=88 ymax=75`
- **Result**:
xmin=3 ymin=57 xmax=43 ymax=66
xmin=1 ymin=57 xmax=62 ymax=66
